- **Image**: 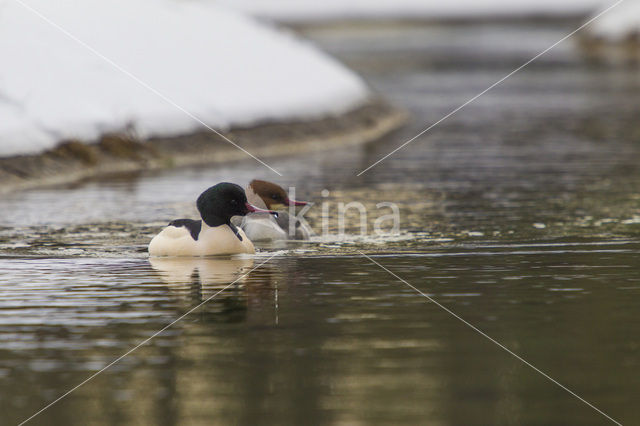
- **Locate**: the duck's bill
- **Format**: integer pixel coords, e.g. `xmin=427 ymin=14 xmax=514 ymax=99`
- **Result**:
xmin=285 ymin=199 xmax=308 ymax=206
xmin=245 ymin=202 xmax=278 ymax=216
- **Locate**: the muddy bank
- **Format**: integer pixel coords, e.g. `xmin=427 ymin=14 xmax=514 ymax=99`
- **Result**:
xmin=284 ymin=14 xmax=588 ymax=31
xmin=578 ymin=34 xmax=640 ymax=66
xmin=0 ymin=98 xmax=406 ymax=194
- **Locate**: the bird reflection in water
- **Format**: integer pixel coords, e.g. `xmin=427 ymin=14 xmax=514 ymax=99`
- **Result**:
xmin=149 ymin=256 xmax=278 ymax=324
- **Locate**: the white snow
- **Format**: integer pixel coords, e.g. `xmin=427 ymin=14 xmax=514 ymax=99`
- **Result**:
xmin=215 ymin=0 xmax=605 ymax=22
xmin=588 ymin=1 xmax=640 ymax=41
xmin=0 ymin=0 xmax=368 ymax=157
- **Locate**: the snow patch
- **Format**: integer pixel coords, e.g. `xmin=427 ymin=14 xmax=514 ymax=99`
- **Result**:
xmin=0 ymin=0 xmax=368 ymax=157
xmin=216 ymin=0 xmax=604 ymax=22
xmin=588 ymin=1 xmax=640 ymax=41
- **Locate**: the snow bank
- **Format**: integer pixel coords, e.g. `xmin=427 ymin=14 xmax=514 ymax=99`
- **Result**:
xmin=588 ymin=1 xmax=640 ymax=41
xmin=0 ymin=0 xmax=368 ymax=157
xmin=215 ymin=0 xmax=604 ymax=22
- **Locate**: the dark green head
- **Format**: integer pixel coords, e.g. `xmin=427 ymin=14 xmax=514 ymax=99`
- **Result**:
xmin=197 ymin=182 xmax=276 ymax=227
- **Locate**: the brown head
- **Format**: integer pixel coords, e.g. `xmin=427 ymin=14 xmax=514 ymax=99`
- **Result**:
xmin=247 ymin=179 xmax=308 ymax=210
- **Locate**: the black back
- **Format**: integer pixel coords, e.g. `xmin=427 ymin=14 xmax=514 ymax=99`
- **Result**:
xmin=168 ymin=219 xmax=202 ymax=241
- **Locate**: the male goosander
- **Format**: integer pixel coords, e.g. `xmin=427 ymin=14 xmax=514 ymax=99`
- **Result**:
xmin=238 ymin=179 xmax=311 ymax=241
xmin=149 ymin=182 xmax=275 ymax=256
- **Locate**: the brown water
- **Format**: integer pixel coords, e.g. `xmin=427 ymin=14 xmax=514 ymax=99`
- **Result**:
xmin=1 ymin=21 xmax=640 ymax=425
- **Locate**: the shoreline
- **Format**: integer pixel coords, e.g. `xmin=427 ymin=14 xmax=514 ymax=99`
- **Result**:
xmin=577 ymin=35 xmax=640 ymax=65
xmin=0 ymin=98 xmax=406 ymax=194
xmin=278 ymin=14 xmax=588 ymax=32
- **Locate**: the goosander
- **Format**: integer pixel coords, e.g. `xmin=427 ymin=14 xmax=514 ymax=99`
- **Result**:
xmin=149 ymin=182 xmax=275 ymax=256
xmin=238 ymin=179 xmax=311 ymax=241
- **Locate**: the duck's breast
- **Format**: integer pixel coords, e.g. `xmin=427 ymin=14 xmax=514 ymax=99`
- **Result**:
xmin=199 ymin=225 xmax=255 ymax=255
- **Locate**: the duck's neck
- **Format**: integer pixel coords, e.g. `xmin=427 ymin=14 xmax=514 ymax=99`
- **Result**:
xmin=201 ymin=216 xmax=243 ymax=241
xmin=201 ymin=214 xmax=228 ymax=228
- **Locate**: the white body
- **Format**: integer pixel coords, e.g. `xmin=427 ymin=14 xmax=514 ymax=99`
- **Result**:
xmin=149 ymin=222 xmax=254 ymax=256
xmin=240 ymin=213 xmax=288 ymax=242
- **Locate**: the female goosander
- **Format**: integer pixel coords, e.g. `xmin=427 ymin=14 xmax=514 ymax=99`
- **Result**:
xmin=239 ymin=179 xmax=311 ymax=241
xmin=149 ymin=182 xmax=275 ymax=256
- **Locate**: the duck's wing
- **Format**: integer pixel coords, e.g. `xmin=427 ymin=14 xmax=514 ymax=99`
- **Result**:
xmin=274 ymin=211 xmax=291 ymax=231
xmin=167 ymin=219 xmax=202 ymax=241
xmin=274 ymin=211 xmax=310 ymax=240
xmin=294 ymin=221 xmax=311 ymax=240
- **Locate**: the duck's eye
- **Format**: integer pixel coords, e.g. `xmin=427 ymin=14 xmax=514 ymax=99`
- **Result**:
xmin=271 ymin=194 xmax=279 ymax=200
xmin=230 ymin=199 xmax=237 ymax=205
